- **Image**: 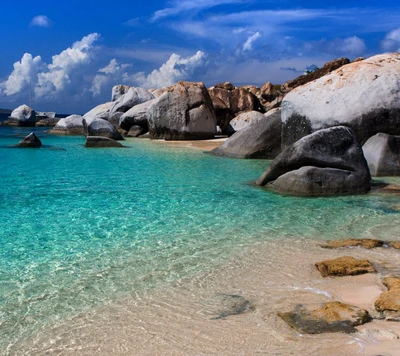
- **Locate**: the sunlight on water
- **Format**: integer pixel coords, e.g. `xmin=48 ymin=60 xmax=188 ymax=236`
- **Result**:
xmin=1 ymin=127 xmax=400 ymax=351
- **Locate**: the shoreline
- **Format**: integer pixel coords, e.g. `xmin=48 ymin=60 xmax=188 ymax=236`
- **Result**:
xmin=9 ymin=237 xmax=400 ymax=355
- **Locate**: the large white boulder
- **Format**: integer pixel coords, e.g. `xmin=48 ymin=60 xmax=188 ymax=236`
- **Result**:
xmin=8 ymin=105 xmax=36 ymax=126
xmin=111 ymin=84 xmax=130 ymax=102
xmin=146 ymin=81 xmax=217 ymax=140
xmin=83 ymin=102 xmax=112 ymax=121
xmin=281 ymin=53 xmax=400 ymax=147
xmin=110 ymin=87 xmax=154 ymax=114
xmin=49 ymin=115 xmax=85 ymax=135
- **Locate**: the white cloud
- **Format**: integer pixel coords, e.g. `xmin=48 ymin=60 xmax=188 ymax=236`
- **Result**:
xmin=128 ymin=51 xmax=206 ymax=88
xmin=91 ymin=59 xmax=132 ymax=96
xmin=303 ymin=36 xmax=366 ymax=57
xmin=30 ymin=15 xmax=52 ymax=28
xmin=382 ymin=28 xmax=400 ymax=52
xmin=243 ymin=32 xmax=261 ymax=52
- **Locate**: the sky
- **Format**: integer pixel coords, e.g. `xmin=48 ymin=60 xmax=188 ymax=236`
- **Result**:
xmin=1 ymin=0 xmax=400 ymax=114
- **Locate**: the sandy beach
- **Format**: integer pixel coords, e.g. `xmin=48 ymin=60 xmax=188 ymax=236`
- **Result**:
xmin=9 ymin=237 xmax=400 ymax=355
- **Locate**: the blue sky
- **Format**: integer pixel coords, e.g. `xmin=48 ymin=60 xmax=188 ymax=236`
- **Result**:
xmin=1 ymin=0 xmax=400 ymax=113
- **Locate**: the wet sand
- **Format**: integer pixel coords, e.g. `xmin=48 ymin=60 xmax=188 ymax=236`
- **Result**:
xmin=9 ymin=238 xmax=400 ymax=355
xmin=130 ymin=137 xmax=228 ymax=151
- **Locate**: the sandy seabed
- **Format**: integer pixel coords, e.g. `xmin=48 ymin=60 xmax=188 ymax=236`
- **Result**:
xmin=9 ymin=237 xmax=400 ymax=356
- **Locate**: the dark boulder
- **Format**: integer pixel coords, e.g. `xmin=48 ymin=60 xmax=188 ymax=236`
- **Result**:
xmin=7 ymin=105 xmax=36 ymax=127
xmin=85 ymin=136 xmax=124 ymax=148
xmin=17 ymin=132 xmax=42 ymax=148
xmin=256 ymin=126 xmax=371 ymax=196
xmin=87 ymin=118 xmax=124 ymax=140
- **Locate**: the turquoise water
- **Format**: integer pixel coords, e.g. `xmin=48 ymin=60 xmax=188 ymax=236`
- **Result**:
xmin=1 ymin=127 xmax=400 ymax=351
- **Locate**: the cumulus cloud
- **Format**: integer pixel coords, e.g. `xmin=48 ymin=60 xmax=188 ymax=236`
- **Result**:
xmin=30 ymin=15 xmax=52 ymax=27
xmin=304 ymin=36 xmax=366 ymax=57
xmin=91 ymin=59 xmax=132 ymax=96
xmin=382 ymin=28 xmax=400 ymax=52
xmin=243 ymin=32 xmax=261 ymax=52
xmin=128 ymin=51 xmax=207 ymax=88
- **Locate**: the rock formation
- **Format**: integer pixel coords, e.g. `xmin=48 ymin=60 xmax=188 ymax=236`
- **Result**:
xmin=281 ymin=53 xmax=400 ymax=147
xmin=119 ymin=99 xmax=155 ymax=133
xmin=211 ymin=108 xmax=281 ymax=159
xmin=315 ymin=256 xmax=376 ymax=277
xmin=110 ymin=87 xmax=154 ymax=114
xmin=256 ymin=126 xmax=371 ymax=196
xmin=7 ymin=105 xmax=36 ymax=127
xmin=85 ymin=136 xmax=124 ymax=148
xmin=147 ymin=81 xmax=217 ymax=140
xmin=49 ymin=115 xmax=85 ymax=135
xmin=16 ymin=132 xmax=42 ymax=148
xmin=363 ymin=133 xmax=400 ymax=176
xmin=87 ymin=118 xmax=124 ymax=140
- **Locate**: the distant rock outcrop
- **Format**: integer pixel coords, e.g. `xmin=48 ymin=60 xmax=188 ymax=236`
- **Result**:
xmin=147 ymin=81 xmax=217 ymax=140
xmin=16 ymin=132 xmax=42 ymax=148
xmin=281 ymin=53 xmax=400 ymax=148
xmin=256 ymin=126 xmax=371 ymax=196
xmin=362 ymin=133 xmax=400 ymax=176
xmin=211 ymin=108 xmax=281 ymax=159
xmin=7 ymin=105 xmax=36 ymax=127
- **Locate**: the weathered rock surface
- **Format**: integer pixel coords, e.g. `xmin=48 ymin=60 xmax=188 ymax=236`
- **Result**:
xmin=281 ymin=58 xmax=350 ymax=94
xmin=281 ymin=53 xmax=400 ymax=147
xmin=363 ymin=133 xmax=400 ymax=176
xmin=49 ymin=115 xmax=85 ymax=135
xmin=321 ymin=239 xmax=384 ymax=249
xmin=256 ymin=126 xmax=371 ymax=196
xmin=83 ymin=102 xmax=113 ymax=121
xmin=35 ymin=117 xmax=60 ymax=127
xmin=119 ymin=99 xmax=155 ymax=132
xmin=16 ymin=132 xmax=42 ymax=148
xmin=87 ymin=118 xmax=124 ymax=140
xmin=126 ymin=125 xmax=145 ymax=137
xmin=389 ymin=241 xmax=400 ymax=249
xmin=375 ymin=277 xmax=400 ymax=314
xmin=110 ymin=87 xmax=154 ymax=114
xmin=210 ymin=96 xmax=234 ymax=133
xmin=279 ymin=301 xmax=371 ymax=334
xmin=202 ymin=294 xmax=252 ymax=320
xmin=208 ymin=83 xmax=262 ymax=116
xmin=211 ymin=108 xmax=281 ymax=159
xmin=7 ymin=105 xmax=36 ymax=127
xmin=147 ymin=81 xmax=217 ymax=140
xmin=227 ymin=111 xmax=267 ymax=134
xmin=111 ymin=84 xmax=130 ymax=102
xmin=85 ymin=136 xmax=124 ymax=148
xmin=315 ymin=256 xmax=376 ymax=277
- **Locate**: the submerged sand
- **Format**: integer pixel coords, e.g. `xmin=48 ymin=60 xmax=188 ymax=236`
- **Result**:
xmin=9 ymin=237 xmax=400 ymax=355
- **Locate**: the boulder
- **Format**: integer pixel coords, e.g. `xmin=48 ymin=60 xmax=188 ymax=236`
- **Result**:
xmin=375 ymin=277 xmax=400 ymax=314
xmin=85 ymin=136 xmax=123 ymax=148
xmin=87 ymin=118 xmax=124 ymax=140
xmin=210 ymin=108 xmax=281 ymax=159
xmin=49 ymin=115 xmax=85 ymax=135
xmin=35 ymin=117 xmax=60 ymax=127
xmin=389 ymin=241 xmax=400 ymax=249
xmin=210 ymin=96 xmax=234 ymax=133
xmin=281 ymin=58 xmax=350 ymax=94
xmin=111 ymin=84 xmax=130 ymax=102
xmin=256 ymin=126 xmax=371 ymax=196
xmin=147 ymin=81 xmax=217 ymax=140
xmin=127 ymin=125 xmax=145 ymax=137
xmin=227 ymin=111 xmax=267 ymax=134
xmin=320 ymin=239 xmax=384 ymax=249
xmin=315 ymin=256 xmax=376 ymax=277
xmin=7 ymin=105 xmax=36 ymax=127
xmin=279 ymin=301 xmax=371 ymax=334
xmin=83 ymin=102 xmax=113 ymax=121
xmin=16 ymin=132 xmax=42 ymax=148
xmin=119 ymin=99 xmax=155 ymax=132
xmin=363 ymin=133 xmax=400 ymax=176
xmin=281 ymin=53 xmax=400 ymax=148
xmin=110 ymin=87 xmax=154 ymax=114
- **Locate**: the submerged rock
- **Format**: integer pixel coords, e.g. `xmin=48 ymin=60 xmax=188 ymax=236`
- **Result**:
xmin=16 ymin=132 xmax=42 ymax=148
xmin=85 ymin=136 xmax=124 ymax=148
xmin=315 ymin=256 xmax=376 ymax=277
xmin=320 ymin=239 xmax=384 ymax=249
xmin=202 ymin=294 xmax=252 ymax=320
xmin=363 ymin=133 xmax=400 ymax=176
xmin=256 ymin=126 xmax=371 ymax=196
xmin=279 ymin=301 xmax=371 ymax=334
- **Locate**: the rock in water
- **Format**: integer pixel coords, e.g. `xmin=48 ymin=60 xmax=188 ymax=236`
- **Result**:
xmin=85 ymin=136 xmax=123 ymax=148
xmin=320 ymin=239 xmax=384 ymax=249
xmin=7 ymin=105 xmax=36 ymax=127
xmin=281 ymin=53 xmax=400 ymax=147
xmin=315 ymin=256 xmax=376 ymax=277
xmin=363 ymin=133 xmax=400 ymax=176
xmin=375 ymin=277 xmax=400 ymax=316
xmin=211 ymin=108 xmax=281 ymax=159
xmin=17 ymin=132 xmax=42 ymax=148
xmin=49 ymin=115 xmax=84 ymax=135
xmin=147 ymin=81 xmax=217 ymax=140
xmin=87 ymin=118 xmax=124 ymax=140
xmin=256 ymin=126 xmax=370 ymax=196
xmin=202 ymin=294 xmax=252 ymax=320
xmin=279 ymin=302 xmax=371 ymax=334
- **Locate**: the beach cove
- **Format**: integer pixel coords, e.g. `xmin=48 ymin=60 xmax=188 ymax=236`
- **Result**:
xmin=1 ymin=126 xmax=400 ymax=355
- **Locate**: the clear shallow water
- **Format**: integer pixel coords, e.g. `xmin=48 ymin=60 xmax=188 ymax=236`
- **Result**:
xmin=1 ymin=126 xmax=400 ymax=352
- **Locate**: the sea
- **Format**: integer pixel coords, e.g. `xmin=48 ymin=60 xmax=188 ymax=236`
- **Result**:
xmin=1 ymin=124 xmax=400 ymax=354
